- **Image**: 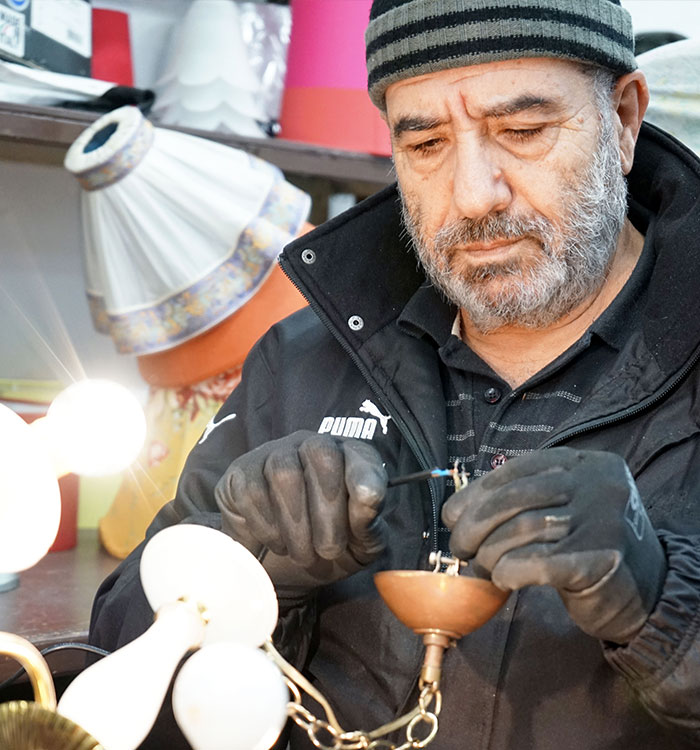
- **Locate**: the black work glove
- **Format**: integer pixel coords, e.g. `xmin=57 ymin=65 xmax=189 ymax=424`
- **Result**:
xmin=442 ymin=448 xmax=667 ymax=644
xmin=214 ymin=431 xmax=388 ymax=600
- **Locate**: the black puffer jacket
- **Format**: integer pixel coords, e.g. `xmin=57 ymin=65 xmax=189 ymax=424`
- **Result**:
xmin=91 ymin=123 xmax=700 ymax=749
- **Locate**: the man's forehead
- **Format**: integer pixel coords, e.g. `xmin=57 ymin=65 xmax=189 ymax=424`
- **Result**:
xmin=385 ymin=57 xmax=587 ymax=121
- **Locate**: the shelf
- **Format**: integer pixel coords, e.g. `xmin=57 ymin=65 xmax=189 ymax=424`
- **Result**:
xmin=0 ymin=101 xmax=394 ymax=185
xmin=0 ymin=529 xmax=119 ymax=683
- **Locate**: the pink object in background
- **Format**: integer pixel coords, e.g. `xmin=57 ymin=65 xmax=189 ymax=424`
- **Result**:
xmin=279 ymin=0 xmax=391 ymax=156
xmin=284 ymin=0 xmax=371 ymax=90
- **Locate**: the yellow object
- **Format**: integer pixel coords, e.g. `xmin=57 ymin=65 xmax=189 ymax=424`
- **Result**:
xmin=0 ymin=379 xmax=64 ymax=404
xmin=98 ymin=367 xmax=242 ymax=559
xmin=78 ymin=475 xmax=122 ymax=529
xmin=98 ymin=263 xmax=308 ymax=559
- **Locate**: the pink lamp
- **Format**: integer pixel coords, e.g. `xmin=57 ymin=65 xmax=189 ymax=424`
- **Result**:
xmin=279 ymin=0 xmax=391 ymax=156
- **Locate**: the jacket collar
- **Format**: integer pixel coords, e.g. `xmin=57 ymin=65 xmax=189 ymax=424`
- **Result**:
xmin=280 ymin=122 xmax=700 ymax=399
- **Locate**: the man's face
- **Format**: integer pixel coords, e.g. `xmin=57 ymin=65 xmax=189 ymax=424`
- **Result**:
xmin=386 ymin=58 xmax=629 ymax=331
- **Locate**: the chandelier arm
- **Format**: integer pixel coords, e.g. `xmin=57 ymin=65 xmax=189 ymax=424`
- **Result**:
xmin=364 ymin=704 xmax=422 ymax=740
xmin=262 ymin=638 xmax=345 ymax=734
xmin=0 ymin=631 xmax=56 ymax=710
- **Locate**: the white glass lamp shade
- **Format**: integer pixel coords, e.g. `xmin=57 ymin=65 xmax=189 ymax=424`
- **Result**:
xmin=140 ymin=525 xmax=279 ymax=647
xmin=153 ymin=0 xmax=268 ymax=136
xmin=173 ymin=642 xmax=289 ymax=750
xmin=58 ymin=525 xmax=279 ymax=750
xmin=58 ymin=600 xmax=206 ymax=750
xmin=0 ymin=405 xmax=61 ymax=572
xmin=39 ymin=379 xmax=146 ymax=476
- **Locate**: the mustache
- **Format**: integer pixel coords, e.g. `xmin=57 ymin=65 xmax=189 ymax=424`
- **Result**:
xmin=432 ymin=211 xmax=554 ymax=248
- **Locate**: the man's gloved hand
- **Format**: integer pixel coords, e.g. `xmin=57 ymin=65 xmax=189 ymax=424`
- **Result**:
xmin=442 ymin=447 xmax=667 ymax=644
xmin=214 ymin=431 xmax=388 ymax=600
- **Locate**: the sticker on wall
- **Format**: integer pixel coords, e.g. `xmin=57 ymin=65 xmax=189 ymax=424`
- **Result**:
xmin=0 ymin=3 xmax=25 ymax=57
xmin=31 ymin=0 xmax=90 ymax=58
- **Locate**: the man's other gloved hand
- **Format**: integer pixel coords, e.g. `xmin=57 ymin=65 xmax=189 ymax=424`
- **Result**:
xmin=442 ymin=448 xmax=667 ymax=644
xmin=214 ymin=431 xmax=387 ymax=600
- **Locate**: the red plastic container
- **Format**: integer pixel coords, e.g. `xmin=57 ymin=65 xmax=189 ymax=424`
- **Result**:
xmin=91 ymin=8 xmax=134 ymax=86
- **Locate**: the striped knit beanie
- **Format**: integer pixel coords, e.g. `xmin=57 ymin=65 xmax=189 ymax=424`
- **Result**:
xmin=366 ymin=0 xmax=636 ymax=109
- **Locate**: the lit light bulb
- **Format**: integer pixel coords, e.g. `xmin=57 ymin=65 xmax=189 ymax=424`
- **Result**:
xmin=173 ymin=642 xmax=289 ymax=750
xmin=0 ymin=379 xmax=145 ymax=574
xmin=0 ymin=404 xmax=61 ymax=572
xmin=38 ymin=378 xmax=146 ymax=476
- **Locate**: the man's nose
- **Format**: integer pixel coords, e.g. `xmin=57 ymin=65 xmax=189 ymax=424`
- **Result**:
xmin=451 ymin=137 xmax=511 ymax=219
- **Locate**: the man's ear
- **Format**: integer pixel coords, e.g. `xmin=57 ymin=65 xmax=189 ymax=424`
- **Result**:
xmin=612 ymin=70 xmax=649 ymax=175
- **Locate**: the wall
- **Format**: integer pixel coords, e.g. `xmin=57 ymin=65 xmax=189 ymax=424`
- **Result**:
xmin=0 ymin=157 xmax=144 ymax=527
xmin=623 ymin=0 xmax=700 ymax=38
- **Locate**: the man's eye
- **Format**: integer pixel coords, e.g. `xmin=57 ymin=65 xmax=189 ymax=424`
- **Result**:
xmin=503 ymin=127 xmax=544 ymax=142
xmin=410 ymin=138 xmax=443 ymax=155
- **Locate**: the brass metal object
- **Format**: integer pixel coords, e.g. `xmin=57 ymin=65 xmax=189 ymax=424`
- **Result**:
xmin=0 ymin=701 xmax=103 ymax=750
xmin=265 ymin=639 xmax=441 ymax=750
xmin=266 ymin=554 xmax=508 ymax=750
xmin=0 ymin=631 xmax=56 ymax=710
xmin=0 ymin=632 xmax=104 ymax=749
xmin=374 ymin=560 xmax=509 ymax=686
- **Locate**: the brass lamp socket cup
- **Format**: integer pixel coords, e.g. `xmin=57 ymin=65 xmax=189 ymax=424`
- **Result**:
xmin=374 ymin=570 xmax=509 ymax=639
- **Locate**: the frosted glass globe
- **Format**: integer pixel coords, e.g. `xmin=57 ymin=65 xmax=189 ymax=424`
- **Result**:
xmin=59 ymin=600 xmax=206 ymax=750
xmin=173 ymin=642 xmax=289 ymax=750
xmin=0 ymin=404 xmax=61 ymax=572
xmin=45 ymin=379 xmax=146 ymax=476
xmin=140 ymin=525 xmax=279 ymax=647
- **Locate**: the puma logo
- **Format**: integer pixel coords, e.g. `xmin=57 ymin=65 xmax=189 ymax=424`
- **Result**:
xmin=359 ymin=399 xmax=392 ymax=435
xmin=317 ymin=399 xmax=393 ymax=442
xmin=198 ymin=412 xmax=237 ymax=444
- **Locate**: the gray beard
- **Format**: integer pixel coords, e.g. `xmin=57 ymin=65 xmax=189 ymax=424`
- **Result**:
xmin=400 ymin=109 xmax=628 ymax=333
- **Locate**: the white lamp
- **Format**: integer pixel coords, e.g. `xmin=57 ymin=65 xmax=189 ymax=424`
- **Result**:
xmin=57 ymin=525 xmax=280 ymax=750
xmin=172 ymin=642 xmax=289 ymax=750
xmin=0 ymin=379 xmax=145 ymax=574
xmin=0 ymin=405 xmax=61 ymax=575
xmin=153 ymin=0 xmax=269 ymax=137
xmin=63 ymin=105 xmax=309 ymax=358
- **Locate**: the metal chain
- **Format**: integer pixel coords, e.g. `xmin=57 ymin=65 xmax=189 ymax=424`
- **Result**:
xmin=285 ymin=682 xmax=442 ymax=750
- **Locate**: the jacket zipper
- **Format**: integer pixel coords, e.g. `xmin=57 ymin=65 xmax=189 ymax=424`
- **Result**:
xmin=279 ymin=257 xmax=441 ymax=551
xmin=278 ymin=258 xmax=700 ymax=547
xmin=540 ymin=345 xmax=700 ymax=449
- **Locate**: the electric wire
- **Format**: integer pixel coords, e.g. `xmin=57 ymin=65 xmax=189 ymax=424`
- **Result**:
xmin=0 ymin=641 xmax=111 ymax=692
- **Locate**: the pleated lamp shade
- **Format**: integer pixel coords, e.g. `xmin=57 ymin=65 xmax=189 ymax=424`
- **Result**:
xmin=64 ymin=106 xmax=310 ymax=356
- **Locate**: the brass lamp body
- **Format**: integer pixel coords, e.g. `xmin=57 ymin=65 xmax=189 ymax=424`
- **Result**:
xmin=374 ymin=561 xmax=509 ymax=687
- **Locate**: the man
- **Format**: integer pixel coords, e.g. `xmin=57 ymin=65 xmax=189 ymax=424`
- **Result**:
xmin=91 ymin=1 xmax=700 ymax=747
